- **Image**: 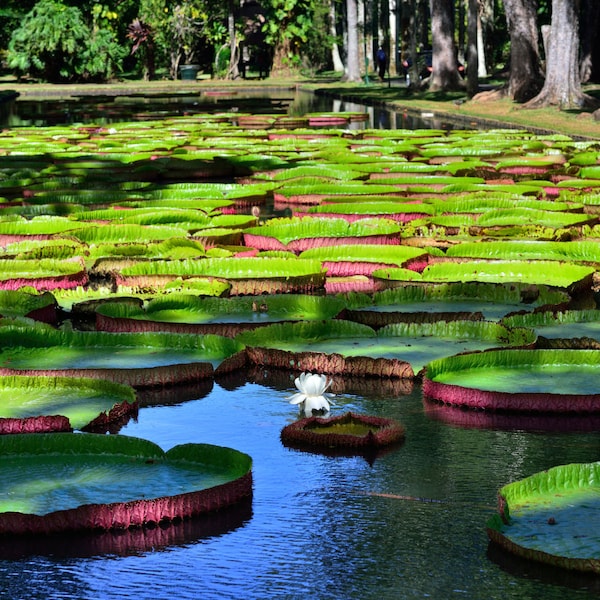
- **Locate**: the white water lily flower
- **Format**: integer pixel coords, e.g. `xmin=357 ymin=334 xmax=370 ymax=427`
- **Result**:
xmin=287 ymin=372 xmax=334 ymax=417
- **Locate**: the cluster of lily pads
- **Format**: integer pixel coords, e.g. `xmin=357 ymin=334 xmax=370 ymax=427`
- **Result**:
xmin=1 ymin=107 xmax=600 ymax=567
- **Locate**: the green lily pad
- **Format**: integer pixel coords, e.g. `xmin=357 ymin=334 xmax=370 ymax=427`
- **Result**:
xmin=374 ymin=261 xmax=595 ymax=292
xmin=0 ymin=375 xmax=136 ymax=432
xmin=343 ymin=283 xmax=570 ymax=325
xmin=238 ymin=319 xmax=532 ymax=377
xmin=487 ymin=462 xmax=600 ymax=573
xmin=0 ymin=324 xmax=244 ymax=386
xmin=502 ymin=310 xmax=600 ymax=342
xmin=424 ymin=348 xmax=600 ymax=412
xmin=0 ymin=433 xmax=252 ymax=534
xmin=95 ymin=293 xmax=345 ymax=335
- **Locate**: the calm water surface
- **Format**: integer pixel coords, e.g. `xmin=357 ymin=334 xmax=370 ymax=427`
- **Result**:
xmin=0 ymin=90 xmax=596 ymax=599
xmin=0 ymin=375 xmax=599 ymax=600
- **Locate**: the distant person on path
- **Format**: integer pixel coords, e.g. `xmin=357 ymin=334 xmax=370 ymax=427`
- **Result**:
xmin=376 ymin=46 xmax=387 ymax=82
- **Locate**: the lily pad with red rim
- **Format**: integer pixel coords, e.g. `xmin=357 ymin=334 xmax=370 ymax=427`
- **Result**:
xmin=94 ymin=293 xmax=346 ymax=336
xmin=0 ymin=433 xmax=252 ymax=535
xmin=424 ymin=348 xmax=600 ymax=412
xmin=487 ymin=462 xmax=600 ymax=573
xmin=0 ymin=374 xmax=137 ymax=433
xmin=0 ymin=324 xmax=245 ymax=386
xmin=281 ymin=412 xmax=405 ymax=453
xmin=237 ymin=319 xmax=533 ymax=378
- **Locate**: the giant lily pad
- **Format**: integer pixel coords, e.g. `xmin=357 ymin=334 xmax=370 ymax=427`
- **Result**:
xmin=373 ymin=261 xmax=595 ymax=294
xmin=0 ymin=290 xmax=59 ymax=323
xmin=0 ymin=433 xmax=252 ymax=535
xmin=0 ymin=375 xmax=137 ymax=433
xmin=238 ymin=319 xmax=533 ymax=378
xmin=243 ymin=217 xmax=401 ymax=252
xmin=502 ymin=310 xmax=600 ymax=343
xmin=116 ymin=257 xmax=326 ymax=295
xmin=445 ymin=240 xmax=600 ymax=264
xmin=342 ymin=283 xmax=570 ymax=327
xmin=424 ymin=348 xmax=600 ymax=412
xmin=280 ymin=412 xmax=405 ymax=452
xmin=487 ymin=462 xmax=600 ymax=573
xmin=0 ymin=324 xmax=245 ymax=386
xmin=0 ymin=258 xmax=88 ymax=291
xmin=299 ymin=244 xmax=435 ymax=277
xmin=94 ymin=293 xmax=346 ymax=336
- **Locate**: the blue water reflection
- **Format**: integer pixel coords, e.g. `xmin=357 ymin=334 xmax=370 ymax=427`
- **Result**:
xmin=1 ymin=376 xmax=599 ymax=600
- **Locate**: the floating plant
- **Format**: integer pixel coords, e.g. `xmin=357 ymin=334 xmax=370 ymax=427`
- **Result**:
xmin=0 ymin=433 xmax=252 ymax=535
xmin=280 ymin=412 xmax=405 ymax=452
xmin=302 ymin=200 xmax=435 ymax=223
xmin=238 ymin=319 xmax=532 ymax=378
xmin=424 ymin=348 xmax=600 ymax=412
xmin=116 ymin=257 xmax=326 ymax=295
xmin=341 ymin=282 xmax=570 ymax=327
xmin=373 ymin=261 xmax=595 ymax=295
xmin=0 ymin=374 xmax=137 ymax=433
xmin=0 ymin=289 xmax=59 ymax=323
xmin=0 ymin=258 xmax=88 ymax=291
xmin=299 ymin=244 xmax=435 ymax=276
xmin=502 ymin=309 xmax=600 ymax=344
xmin=0 ymin=324 xmax=245 ymax=386
xmin=243 ymin=217 xmax=401 ymax=252
xmin=94 ymin=294 xmax=346 ymax=336
xmin=445 ymin=240 xmax=600 ymax=264
xmin=487 ymin=462 xmax=600 ymax=573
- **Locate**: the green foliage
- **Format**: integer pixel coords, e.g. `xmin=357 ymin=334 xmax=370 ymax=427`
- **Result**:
xmin=6 ymin=0 xmax=125 ymax=82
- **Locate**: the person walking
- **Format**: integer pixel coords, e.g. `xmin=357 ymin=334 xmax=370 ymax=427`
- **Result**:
xmin=376 ymin=46 xmax=387 ymax=82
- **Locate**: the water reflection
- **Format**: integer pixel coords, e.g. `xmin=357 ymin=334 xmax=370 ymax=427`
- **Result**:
xmin=1 ymin=380 xmax=598 ymax=599
xmin=3 ymin=88 xmax=468 ymax=131
xmin=423 ymin=396 xmax=600 ymax=433
xmin=0 ymin=499 xmax=252 ymax=560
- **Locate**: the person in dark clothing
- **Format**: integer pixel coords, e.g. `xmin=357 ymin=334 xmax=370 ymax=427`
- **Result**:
xmin=376 ymin=46 xmax=387 ymax=82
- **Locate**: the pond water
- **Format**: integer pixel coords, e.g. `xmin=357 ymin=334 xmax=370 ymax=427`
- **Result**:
xmin=1 ymin=373 xmax=600 ymax=600
xmin=2 ymin=87 xmax=467 ymax=131
xmin=0 ymin=90 xmax=598 ymax=599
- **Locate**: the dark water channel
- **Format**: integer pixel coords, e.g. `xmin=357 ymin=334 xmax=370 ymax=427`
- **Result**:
xmin=2 ymin=87 xmax=468 ymax=131
xmin=0 ymin=90 xmax=599 ymax=599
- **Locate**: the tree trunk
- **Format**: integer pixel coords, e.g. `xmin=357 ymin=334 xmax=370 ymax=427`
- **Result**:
xmin=228 ymin=0 xmax=239 ymax=79
xmin=429 ymin=0 xmax=462 ymax=90
xmin=466 ymin=0 xmax=479 ymax=96
xmin=329 ymin=0 xmax=345 ymax=72
xmin=343 ymin=0 xmax=362 ymax=81
xmin=525 ymin=0 xmax=596 ymax=109
xmin=476 ymin=0 xmax=488 ymax=77
xmin=502 ymin=0 xmax=543 ymax=102
xmin=400 ymin=0 xmax=419 ymax=85
xmin=580 ymin=0 xmax=600 ymax=82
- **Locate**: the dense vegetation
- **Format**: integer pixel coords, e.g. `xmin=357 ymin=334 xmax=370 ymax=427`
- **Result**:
xmin=0 ymin=1 xmax=598 ymax=111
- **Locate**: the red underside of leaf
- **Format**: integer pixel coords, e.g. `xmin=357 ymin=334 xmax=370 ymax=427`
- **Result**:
xmin=281 ymin=412 xmax=405 ymax=449
xmin=422 ymin=378 xmax=600 ymax=412
xmin=246 ymin=347 xmax=414 ymax=378
xmin=0 ymin=472 xmax=253 ymax=535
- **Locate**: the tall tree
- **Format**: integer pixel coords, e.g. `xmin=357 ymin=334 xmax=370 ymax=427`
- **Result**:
xmin=264 ymin=0 xmax=313 ymax=75
xmin=343 ymin=0 xmax=361 ymax=81
xmin=429 ymin=0 xmax=462 ymax=90
xmin=466 ymin=0 xmax=479 ymax=96
xmin=329 ymin=0 xmax=345 ymax=72
xmin=525 ymin=0 xmax=596 ymax=108
xmin=579 ymin=0 xmax=600 ymax=83
xmin=503 ymin=0 xmax=544 ymax=102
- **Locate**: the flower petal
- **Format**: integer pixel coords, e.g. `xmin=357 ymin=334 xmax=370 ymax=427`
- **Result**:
xmin=287 ymin=392 xmax=307 ymax=405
